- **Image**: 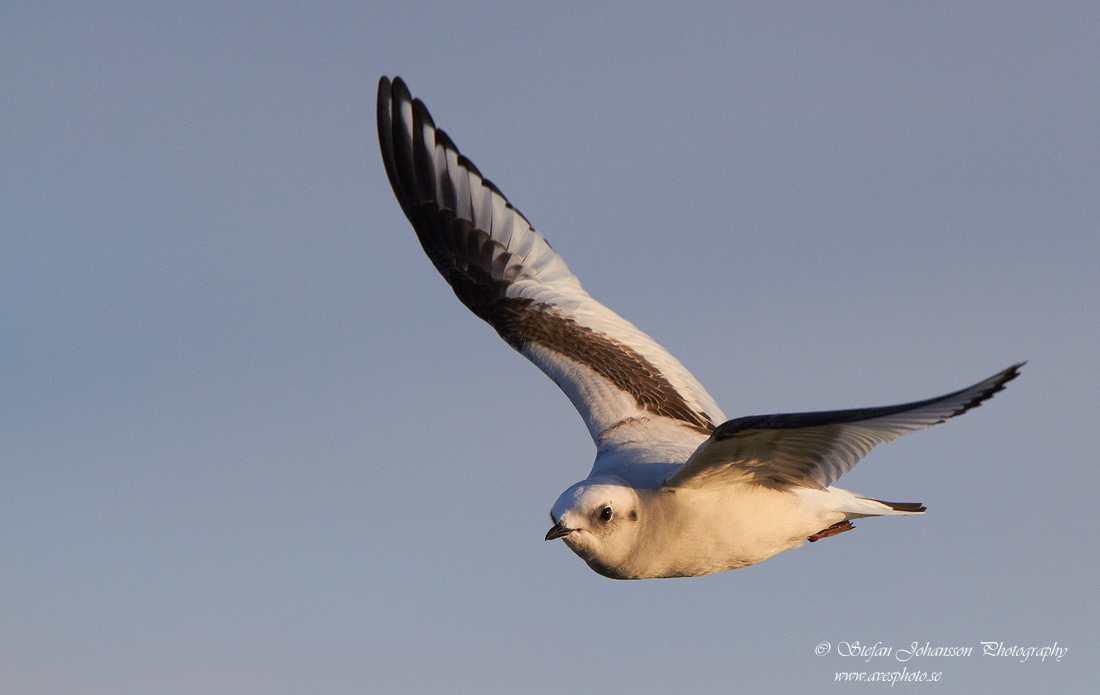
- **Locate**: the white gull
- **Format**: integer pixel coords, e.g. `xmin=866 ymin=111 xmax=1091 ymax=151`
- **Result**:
xmin=377 ymin=76 xmax=1022 ymax=579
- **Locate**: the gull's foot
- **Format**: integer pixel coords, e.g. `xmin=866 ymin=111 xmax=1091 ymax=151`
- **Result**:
xmin=808 ymin=520 xmax=854 ymax=543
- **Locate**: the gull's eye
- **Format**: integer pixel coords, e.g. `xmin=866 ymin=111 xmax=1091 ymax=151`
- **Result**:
xmin=599 ymin=506 xmax=613 ymax=522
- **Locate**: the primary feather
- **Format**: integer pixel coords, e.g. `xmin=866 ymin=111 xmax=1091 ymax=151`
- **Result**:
xmin=378 ymin=76 xmax=724 ymax=447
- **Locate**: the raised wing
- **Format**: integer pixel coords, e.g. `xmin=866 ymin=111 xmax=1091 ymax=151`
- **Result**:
xmin=663 ymin=363 xmax=1023 ymax=490
xmin=378 ymin=76 xmax=724 ymax=446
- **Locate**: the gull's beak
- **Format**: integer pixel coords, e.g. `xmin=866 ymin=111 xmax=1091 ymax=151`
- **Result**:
xmin=544 ymin=522 xmax=574 ymax=541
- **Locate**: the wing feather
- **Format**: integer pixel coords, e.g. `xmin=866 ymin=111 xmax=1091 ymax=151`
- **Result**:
xmin=378 ymin=76 xmax=724 ymax=445
xmin=663 ymin=363 xmax=1023 ymax=490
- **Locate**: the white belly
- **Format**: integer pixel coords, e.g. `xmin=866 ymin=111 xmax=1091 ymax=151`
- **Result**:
xmin=627 ymin=485 xmax=843 ymax=578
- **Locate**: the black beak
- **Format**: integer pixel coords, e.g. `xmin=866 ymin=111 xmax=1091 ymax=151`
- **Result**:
xmin=544 ymin=522 xmax=574 ymax=541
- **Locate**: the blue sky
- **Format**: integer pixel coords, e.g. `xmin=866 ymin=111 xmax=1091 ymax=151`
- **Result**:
xmin=2 ymin=2 xmax=1096 ymax=693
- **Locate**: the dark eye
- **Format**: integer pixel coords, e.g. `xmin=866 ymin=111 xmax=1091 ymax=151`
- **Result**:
xmin=599 ymin=506 xmax=613 ymax=522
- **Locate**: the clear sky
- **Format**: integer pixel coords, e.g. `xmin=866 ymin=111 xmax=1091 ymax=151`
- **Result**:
xmin=2 ymin=2 xmax=1096 ymax=693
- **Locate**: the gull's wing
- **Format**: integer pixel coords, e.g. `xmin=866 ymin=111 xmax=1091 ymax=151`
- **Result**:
xmin=662 ymin=363 xmax=1023 ymax=490
xmin=378 ymin=76 xmax=724 ymax=448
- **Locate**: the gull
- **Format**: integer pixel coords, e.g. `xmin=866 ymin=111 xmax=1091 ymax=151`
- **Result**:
xmin=376 ymin=76 xmax=1022 ymax=579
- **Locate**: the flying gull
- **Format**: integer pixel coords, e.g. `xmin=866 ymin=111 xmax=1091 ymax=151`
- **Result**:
xmin=377 ymin=76 xmax=1022 ymax=579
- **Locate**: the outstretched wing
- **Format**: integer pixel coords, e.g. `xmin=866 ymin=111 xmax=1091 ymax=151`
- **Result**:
xmin=378 ymin=76 xmax=724 ymax=447
xmin=663 ymin=363 xmax=1023 ymax=490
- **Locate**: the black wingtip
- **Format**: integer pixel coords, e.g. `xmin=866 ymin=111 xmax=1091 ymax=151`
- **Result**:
xmin=378 ymin=75 xmax=416 ymax=211
xmin=871 ymin=500 xmax=927 ymax=514
xmin=958 ymin=362 xmax=1025 ymax=415
xmin=387 ymin=75 xmax=408 ymax=96
xmin=999 ymin=361 xmax=1025 ymax=390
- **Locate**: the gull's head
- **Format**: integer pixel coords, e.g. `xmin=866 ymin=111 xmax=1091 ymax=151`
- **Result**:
xmin=545 ymin=477 xmax=642 ymax=578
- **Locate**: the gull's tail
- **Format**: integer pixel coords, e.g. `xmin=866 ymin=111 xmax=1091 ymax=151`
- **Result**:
xmin=840 ymin=495 xmax=927 ymax=518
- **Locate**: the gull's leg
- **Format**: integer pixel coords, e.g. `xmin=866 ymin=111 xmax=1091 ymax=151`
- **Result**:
xmin=807 ymin=520 xmax=854 ymax=542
